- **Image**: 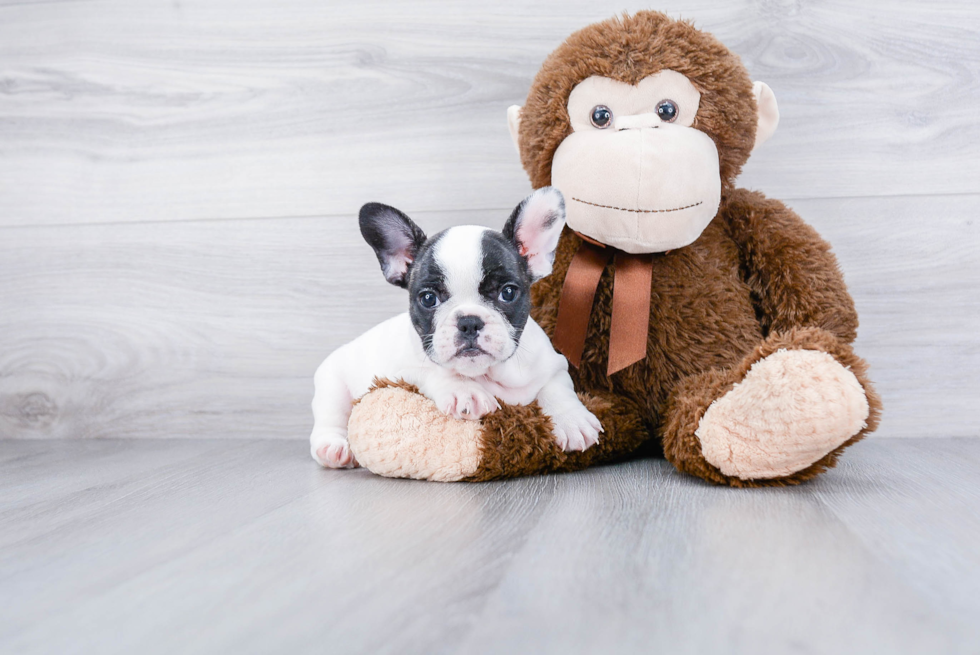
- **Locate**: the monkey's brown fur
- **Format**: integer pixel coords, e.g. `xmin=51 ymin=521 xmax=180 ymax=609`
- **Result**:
xmin=474 ymin=11 xmax=882 ymax=485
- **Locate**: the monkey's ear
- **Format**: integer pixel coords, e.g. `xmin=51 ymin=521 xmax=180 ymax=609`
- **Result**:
xmin=507 ymin=105 xmax=523 ymax=155
xmin=752 ymin=82 xmax=780 ymax=151
xmin=359 ymin=203 xmax=427 ymax=288
xmin=503 ymin=186 xmax=566 ymax=281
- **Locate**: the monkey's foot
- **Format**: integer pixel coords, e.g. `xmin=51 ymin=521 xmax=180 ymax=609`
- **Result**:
xmin=348 ymin=382 xmax=483 ymax=481
xmin=695 ymin=349 xmax=870 ymax=480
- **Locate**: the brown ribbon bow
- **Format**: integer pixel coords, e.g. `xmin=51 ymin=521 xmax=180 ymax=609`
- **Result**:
xmin=552 ymin=236 xmax=654 ymax=376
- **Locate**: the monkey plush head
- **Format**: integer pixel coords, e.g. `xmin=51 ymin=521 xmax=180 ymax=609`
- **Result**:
xmin=508 ymin=11 xmax=779 ymax=254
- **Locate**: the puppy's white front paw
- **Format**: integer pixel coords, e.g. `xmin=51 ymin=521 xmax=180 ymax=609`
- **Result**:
xmin=550 ymin=405 xmax=603 ymax=452
xmin=434 ymin=385 xmax=501 ymax=421
xmin=311 ymin=433 xmax=359 ymax=469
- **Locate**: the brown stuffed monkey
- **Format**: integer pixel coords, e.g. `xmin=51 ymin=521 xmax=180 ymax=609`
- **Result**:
xmin=347 ymin=11 xmax=881 ymax=486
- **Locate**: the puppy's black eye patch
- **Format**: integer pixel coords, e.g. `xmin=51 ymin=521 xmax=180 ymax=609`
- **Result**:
xmin=479 ymin=231 xmax=532 ymax=340
xmin=406 ymin=234 xmax=447 ymax=349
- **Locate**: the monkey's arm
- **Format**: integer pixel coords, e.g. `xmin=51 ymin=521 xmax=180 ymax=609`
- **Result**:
xmin=723 ymin=188 xmax=858 ymax=343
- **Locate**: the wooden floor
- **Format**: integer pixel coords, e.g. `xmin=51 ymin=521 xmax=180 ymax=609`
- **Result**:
xmin=2 ymin=438 xmax=979 ymax=654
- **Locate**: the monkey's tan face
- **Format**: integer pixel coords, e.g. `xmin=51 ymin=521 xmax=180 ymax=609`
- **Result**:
xmin=551 ymin=71 xmax=722 ymax=254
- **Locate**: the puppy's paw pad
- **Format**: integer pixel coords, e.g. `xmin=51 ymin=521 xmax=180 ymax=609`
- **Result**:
xmin=313 ymin=439 xmax=359 ymax=469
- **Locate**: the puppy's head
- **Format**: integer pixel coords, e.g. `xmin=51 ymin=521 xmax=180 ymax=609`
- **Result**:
xmin=360 ymin=187 xmax=566 ymax=377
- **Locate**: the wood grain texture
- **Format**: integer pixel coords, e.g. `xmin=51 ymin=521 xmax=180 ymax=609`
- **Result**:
xmin=1 ymin=1 xmax=978 ymax=443
xmin=1 ymin=438 xmax=978 ymax=654
xmin=0 ymin=0 xmax=978 ymax=226
xmin=1 ymin=194 xmax=978 ymax=441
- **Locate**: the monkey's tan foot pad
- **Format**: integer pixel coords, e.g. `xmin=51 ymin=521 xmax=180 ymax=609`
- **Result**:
xmin=696 ymin=349 xmax=870 ymax=480
xmin=348 ymin=385 xmax=482 ymax=482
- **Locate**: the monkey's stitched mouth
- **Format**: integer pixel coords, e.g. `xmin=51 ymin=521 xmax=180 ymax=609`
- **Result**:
xmin=571 ymin=197 xmax=703 ymax=214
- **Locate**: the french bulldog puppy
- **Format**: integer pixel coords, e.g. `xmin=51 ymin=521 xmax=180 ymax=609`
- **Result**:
xmin=310 ymin=187 xmax=603 ymax=468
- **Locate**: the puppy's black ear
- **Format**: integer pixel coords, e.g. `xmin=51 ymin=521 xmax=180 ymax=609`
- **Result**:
xmin=359 ymin=203 xmax=427 ymax=288
xmin=502 ymin=186 xmax=566 ymax=281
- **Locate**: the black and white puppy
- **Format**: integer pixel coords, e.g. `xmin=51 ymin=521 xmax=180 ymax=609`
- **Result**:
xmin=311 ymin=187 xmax=602 ymax=469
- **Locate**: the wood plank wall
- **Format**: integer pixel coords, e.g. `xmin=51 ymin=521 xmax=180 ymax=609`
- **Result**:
xmin=1 ymin=0 xmax=978 ymax=440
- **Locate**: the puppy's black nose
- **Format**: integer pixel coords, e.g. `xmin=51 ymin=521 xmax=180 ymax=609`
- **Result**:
xmin=457 ymin=315 xmax=485 ymax=338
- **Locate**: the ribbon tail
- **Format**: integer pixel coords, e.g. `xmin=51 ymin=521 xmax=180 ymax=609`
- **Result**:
xmin=607 ymin=253 xmax=653 ymax=375
xmin=552 ymin=242 xmax=611 ymax=367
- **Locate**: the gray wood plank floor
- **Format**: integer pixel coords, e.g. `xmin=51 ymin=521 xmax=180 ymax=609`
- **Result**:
xmin=1 ymin=438 xmax=978 ymax=654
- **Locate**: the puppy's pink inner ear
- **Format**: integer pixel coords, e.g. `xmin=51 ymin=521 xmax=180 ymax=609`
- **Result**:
xmin=381 ymin=237 xmax=416 ymax=285
xmin=517 ymin=193 xmax=565 ymax=279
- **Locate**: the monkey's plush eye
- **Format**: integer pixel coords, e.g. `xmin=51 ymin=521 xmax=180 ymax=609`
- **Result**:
xmin=656 ymin=99 xmax=678 ymax=123
xmin=498 ymin=284 xmax=519 ymax=303
xmin=590 ymin=105 xmax=613 ymax=129
xmin=418 ymin=290 xmax=440 ymax=309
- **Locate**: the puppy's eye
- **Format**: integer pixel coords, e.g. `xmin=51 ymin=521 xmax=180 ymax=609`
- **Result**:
xmin=418 ymin=290 xmax=440 ymax=309
xmin=498 ymin=284 xmax=519 ymax=303
xmin=590 ymin=105 xmax=613 ymax=129
xmin=656 ymin=99 xmax=678 ymax=123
